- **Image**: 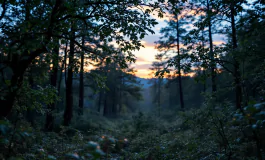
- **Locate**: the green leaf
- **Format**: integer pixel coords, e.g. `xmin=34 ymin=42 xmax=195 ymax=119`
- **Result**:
xmin=5 ymin=80 xmax=11 ymax=86
xmin=254 ymin=111 xmax=265 ymax=120
xmin=91 ymin=149 xmax=105 ymax=158
xmin=140 ymin=33 xmax=145 ymax=39
xmin=244 ymin=106 xmax=257 ymax=113
xmin=65 ymin=153 xmax=80 ymax=160
xmin=86 ymin=141 xmax=99 ymax=150
xmin=0 ymin=120 xmax=10 ymax=125
xmin=47 ymin=155 xmax=57 ymax=160
xmin=108 ymin=137 xmax=116 ymax=143
xmin=106 ymin=58 xmax=111 ymax=64
xmin=19 ymin=132 xmax=31 ymax=138
xmin=0 ymin=138 xmax=9 ymax=145
xmin=145 ymin=9 xmax=151 ymax=14
xmin=0 ymin=120 xmax=10 ymax=135
xmin=254 ymin=103 xmax=265 ymax=110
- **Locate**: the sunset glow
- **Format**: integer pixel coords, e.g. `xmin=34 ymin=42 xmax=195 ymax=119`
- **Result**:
xmin=57 ymin=9 xmax=226 ymax=79
xmin=131 ymin=8 xmax=226 ymax=78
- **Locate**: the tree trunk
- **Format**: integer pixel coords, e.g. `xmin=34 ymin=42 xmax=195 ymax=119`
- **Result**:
xmin=203 ymin=70 xmax=206 ymax=92
xmin=45 ymin=39 xmax=59 ymax=131
xmin=98 ymin=91 xmax=102 ymax=113
xmin=103 ymin=92 xmax=108 ymax=116
xmin=118 ymin=73 xmax=123 ymax=113
xmin=230 ymin=1 xmax=242 ymax=110
xmin=112 ymin=86 xmax=117 ymax=116
xmin=207 ymin=0 xmax=217 ymax=93
xmin=58 ymin=41 xmax=68 ymax=97
xmin=158 ymin=78 xmax=161 ymax=116
xmin=78 ymin=35 xmax=85 ymax=115
xmin=176 ymin=16 xmax=185 ymax=110
xmin=0 ymin=0 xmax=62 ymax=118
xmin=64 ymin=43 xmax=68 ymax=87
xmin=0 ymin=50 xmax=43 ymax=118
xmin=63 ymin=25 xmax=74 ymax=126
xmin=201 ymin=27 xmax=207 ymax=93
xmin=0 ymin=0 xmax=28 ymax=118
xmin=26 ymin=71 xmax=35 ymax=126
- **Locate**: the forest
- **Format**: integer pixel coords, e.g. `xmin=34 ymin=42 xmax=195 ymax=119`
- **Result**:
xmin=0 ymin=0 xmax=265 ymax=159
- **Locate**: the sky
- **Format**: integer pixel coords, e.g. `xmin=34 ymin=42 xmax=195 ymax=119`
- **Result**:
xmin=132 ymin=18 xmax=167 ymax=78
xmin=132 ymin=13 xmax=226 ymax=78
xmin=132 ymin=0 xmax=257 ymax=78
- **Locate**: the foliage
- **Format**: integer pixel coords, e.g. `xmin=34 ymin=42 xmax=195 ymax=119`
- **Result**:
xmin=0 ymin=115 xmax=130 ymax=160
xmin=0 ymin=0 xmax=265 ymax=160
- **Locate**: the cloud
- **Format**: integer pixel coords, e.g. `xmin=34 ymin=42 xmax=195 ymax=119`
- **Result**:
xmin=135 ymin=69 xmax=152 ymax=78
xmin=136 ymin=57 xmax=147 ymax=62
xmin=131 ymin=8 xmax=228 ymax=78
xmin=135 ymin=63 xmax=152 ymax=70
xmin=213 ymin=34 xmax=227 ymax=42
xmin=141 ymin=40 xmax=156 ymax=48
xmin=136 ymin=57 xmax=153 ymax=63
xmin=213 ymin=41 xmax=225 ymax=46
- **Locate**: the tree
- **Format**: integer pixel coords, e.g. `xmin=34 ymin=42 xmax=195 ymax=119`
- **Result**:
xmin=211 ymin=0 xmax=246 ymax=109
xmin=78 ymin=34 xmax=85 ymax=115
xmin=0 ymin=0 xmax=164 ymax=118
xmin=149 ymin=53 xmax=166 ymax=116
xmin=236 ymin=1 xmax=265 ymax=102
xmin=188 ymin=0 xmax=246 ymax=108
xmin=206 ymin=0 xmax=217 ymax=93
xmin=45 ymin=39 xmax=59 ymax=131
xmin=63 ymin=24 xmax=75 ymax=126
xmin=155 ymin=2 xmax=188 ymax=110
xmin=184 ymin=0 xmax=218 ymax=94
xmin=229 ymin=0 xmax=244 ymax=110
xmin=88 ymin=55 xmax=143 ymax=117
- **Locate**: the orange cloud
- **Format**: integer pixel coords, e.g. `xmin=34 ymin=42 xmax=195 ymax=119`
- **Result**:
xmin=213 ymin=41 xmax=225 ymax=46
xmin=135 ymin=69 xmax=152 ymax=78
xmin=135 ymin=64 xmax=152 ymax=70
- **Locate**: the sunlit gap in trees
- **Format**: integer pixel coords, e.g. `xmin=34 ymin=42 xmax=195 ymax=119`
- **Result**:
xmin=133 ymin=1 xmax=228 ymax=78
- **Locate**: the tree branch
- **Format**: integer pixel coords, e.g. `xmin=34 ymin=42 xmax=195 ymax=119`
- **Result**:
xmin=0 ymin=0 xmax=6 ymax=21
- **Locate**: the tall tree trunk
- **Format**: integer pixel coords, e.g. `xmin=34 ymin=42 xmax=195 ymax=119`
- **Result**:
xmin=153 ymin=78 xmax=158 ymax=115
xmin=64 ymin=42 xmax=68 ymax=87
xmin=158 ymin=78 xmax=161 ymax=116
xmin=97 ymin=91 xmax=102 ymax=113
xmin=207 ymin=0 xmax=217 ymax=93
xmin=230 ymin=1 xmax=242 ymax=110
xmin=78 ymin=35 xmax=85 ymax=115
xmin=203 ymin=70 xmax=206 ymax=92
xmin=118 ymin=73 xmax=123 ymax=113
xmin=1 ymin=1 xmax=30 ymax=118
xmin=63 ymin=25 xmax=74 ymax=126
xmin=103 ymin=92 xmax=108 ymax=116
xmin=25 ymin=0 xmax=35 ymax=127
xmin=27 ymin=70 xmax=35 ymax=126
xmin=112 ymin=86 xmax=117 ymax=116
xmin=0 ymin=0 xmax=62 ymax=118
xmin=45 ymin=39 xmax=59 ymax=131
xmin=201 ymin=27 xmax=207 ymax=93
xmin=176 ymin=16 xmax=185 ymax=110
xmin=58 ymin=41 xmax=68 ymax=97
xmin=0 ymin=48 xmax=47 ymax=118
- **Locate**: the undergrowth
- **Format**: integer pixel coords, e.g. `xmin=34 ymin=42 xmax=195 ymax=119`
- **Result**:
xmin=1 ymin=101 xmax=265 ymax=160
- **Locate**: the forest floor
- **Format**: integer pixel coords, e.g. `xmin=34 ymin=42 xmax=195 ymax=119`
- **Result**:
xmin=2 ymin=104 xmax=265 ymax=159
